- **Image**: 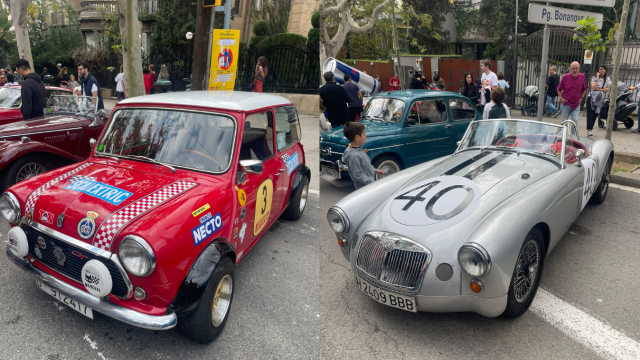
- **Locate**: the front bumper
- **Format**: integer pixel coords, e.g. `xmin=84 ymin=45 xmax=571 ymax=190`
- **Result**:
xmin=412 ymin=293 xmax=507 ymax=317
xmin=6 ymin=248 xmax=178 ymax=330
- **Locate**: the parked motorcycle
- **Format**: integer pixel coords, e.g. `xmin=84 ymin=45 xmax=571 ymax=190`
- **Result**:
xmin=182 ymin=77 xmax=191 ymax=91
xmin=597 ymin=89 xmax=638 ymax=130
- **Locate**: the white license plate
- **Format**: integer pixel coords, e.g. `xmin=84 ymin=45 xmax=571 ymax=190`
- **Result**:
xmin=321 ymin=165 xmax=341 ymax=179
xmin=356 ymin=275 xmax=417 ymax=313
xmin=36 ymin=280 xmax=94 ymax=319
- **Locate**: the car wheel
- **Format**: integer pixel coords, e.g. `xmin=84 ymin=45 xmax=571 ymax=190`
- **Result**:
xmin=589 ymin=156 xmax=611 ymax=205
xmin=177 ymin=256 xmax=235 ymax=344
xmin=598 ymin=119 xmax=605 ymax=128
xmin=502 ymin=227 xmax=545 ymax=318
xmin=624 ymin=117 xmax=634 ymax=129
xmin=373 ymin=156 xmax=402 ymax=180
xmin=282 ymin=175 xmax=309 ymax=221
xmin=0 ymin=155 xmax=54 ymax=192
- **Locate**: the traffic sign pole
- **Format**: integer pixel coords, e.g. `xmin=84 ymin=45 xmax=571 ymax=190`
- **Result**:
xmin=204 ymin=0 xmax=231 ymax=86
xmin=537 ymin=19 xmax=550 ymax=122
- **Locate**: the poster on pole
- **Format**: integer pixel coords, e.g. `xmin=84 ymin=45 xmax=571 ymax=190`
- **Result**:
xmin=208 ymin=29 xmax=240 ymax=91
xmin=528 ymin=3 xmax=603 ymax=29
xmin=529 ymin=0 xmax=614 ymax=7
xmin=584 ymin=50 xmax=593 ymax=64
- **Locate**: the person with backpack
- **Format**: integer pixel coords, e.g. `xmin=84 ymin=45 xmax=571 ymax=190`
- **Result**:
xmin=483 ymin=87 xmax=510 ymax=119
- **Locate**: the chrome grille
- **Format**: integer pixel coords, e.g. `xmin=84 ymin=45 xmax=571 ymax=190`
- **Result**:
xmin=356 ymin=232 xmax=431 ymax=290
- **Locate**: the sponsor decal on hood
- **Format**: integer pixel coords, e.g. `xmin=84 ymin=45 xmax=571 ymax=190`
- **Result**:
xmin=26 ymin=163 xmax=92 ymax=213
xmin=65 ymin=180 xmax=133 ymax=205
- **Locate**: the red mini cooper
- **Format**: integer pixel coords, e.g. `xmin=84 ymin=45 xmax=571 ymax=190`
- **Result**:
xmin=2 ymin=91 xmax=310 ymax=343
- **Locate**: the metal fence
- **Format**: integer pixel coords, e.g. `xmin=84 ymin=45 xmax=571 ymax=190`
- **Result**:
xmin=142 ymin=47 xmax=193 ymax=92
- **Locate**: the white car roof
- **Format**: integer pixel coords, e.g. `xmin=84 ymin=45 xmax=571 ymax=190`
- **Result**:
xmin=118 ymin=91 xmax=293 ymax=112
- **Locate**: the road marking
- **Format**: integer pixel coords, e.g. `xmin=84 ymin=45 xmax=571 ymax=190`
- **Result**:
xmin=531 ymin=289 xmax=640 ymax=359
xmin=609 ymin=183 xmax=640 ymax=194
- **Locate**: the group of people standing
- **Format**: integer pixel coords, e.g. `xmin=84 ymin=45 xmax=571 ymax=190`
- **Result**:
xmin=460 ymin=59 xmax=511 ymax=120
xmin=319 ymin=72 xmax=363 ymax=129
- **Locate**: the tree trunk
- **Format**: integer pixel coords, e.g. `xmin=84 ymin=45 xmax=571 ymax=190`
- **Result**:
xmin=117 ymin=0 xmax=145 ymax=98
xmin=605 ymin=0 xmax=631 ymax=141
xmin=8 ymin=0 xmax=33 ymax=67
xmin=192 ymin=2 xmax=212 ymax=91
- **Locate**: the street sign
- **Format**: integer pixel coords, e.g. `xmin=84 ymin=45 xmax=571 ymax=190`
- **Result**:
xmin=529 ymin=0 xmax=614 ymax=7
xmin=584 ymin=50 xmax=593 ymax=64
xmin=204 ymin=0 xmax=222 ymax=7
xmin=208 ymin=29 xmax=240 ymax=91
xmin=528 ymin=3 xmax=603 ymax=29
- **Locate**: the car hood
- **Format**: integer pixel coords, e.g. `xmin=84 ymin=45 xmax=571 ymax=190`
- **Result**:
xmin=365 ymin=149 xmax=560 ymax=243
xmin=320 ymin=120 xmax=399 ymax=145
xmin=0 ymin=115 xmax=81 ymax=136
xmin=30 ymin=162 xmax=198 ymax=251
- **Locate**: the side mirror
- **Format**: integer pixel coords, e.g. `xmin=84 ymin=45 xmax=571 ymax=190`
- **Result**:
xmin=236 ymin=170 xmax=246 ymax=185
xmin=457 ymin=141 xmax=462 ymax=147
xmin=240 ymin=159 xmax=263 ymax=174
xmin=90 ymin=138 xmax=96 ymax=149
xmin=575 ymin=149 xmax=586 ymax=166
xmin=91 ymin=109 xmax=107 ymax=127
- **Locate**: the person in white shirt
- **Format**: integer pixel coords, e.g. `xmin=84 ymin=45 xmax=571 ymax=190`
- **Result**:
xmin=115 ymin=65 xmax=125 ymax=102
xmin=480 ymin=59 xmax=499 ymax=113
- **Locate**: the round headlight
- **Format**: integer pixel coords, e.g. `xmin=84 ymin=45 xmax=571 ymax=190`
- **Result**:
xmin=0 ymin=193 xmax=21 ymax=224
xmin=327 ymin=207 xmax=349 ymax=233
xmin=458 ymin=244 xmax=491 ymax=277
xmin=118 ymin=235 xmax=156 ymax=277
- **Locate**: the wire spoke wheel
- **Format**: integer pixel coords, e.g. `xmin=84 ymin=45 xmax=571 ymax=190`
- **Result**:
xmin=211 ymin=274 xmax=233 ymax=327
xmin=513 ymin=240 xmax=540 ymax=303
xmin=600 ymin=158 xmax=611 ymax=198
xmin=16 ymin=162 xmax=47 ymax=183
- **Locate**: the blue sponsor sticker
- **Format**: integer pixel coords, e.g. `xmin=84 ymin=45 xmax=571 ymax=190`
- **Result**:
xmin=192 ymin=212 xmax=223 ymax=246
xmin=286 ymin=152 xmax=299 ymax=175
xmin=64 ymin=180 xmax=133 ymax=205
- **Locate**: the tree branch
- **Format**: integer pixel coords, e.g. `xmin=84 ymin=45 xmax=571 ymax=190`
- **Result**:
xmin=346 ymin=0 xmax=390 ymax=34
xmin=321 ymin=0 xmax=350 ymax=18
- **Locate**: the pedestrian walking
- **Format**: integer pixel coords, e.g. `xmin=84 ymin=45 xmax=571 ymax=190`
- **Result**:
xmin=69 ymin=74 xmax=79 ymax=91
xmin=432 ymin=71 xmax=446 ymax=90
xmin=480 ymin=59 xmax=499 ymax=113
xmin=115 ymin=65 xmax=125 ymax=101
xmin=143 ymin=67 xmax=152 ymax=94
xmin=149 ymin=64 xmax=157 ymax=94
xmin=15 ymin=59 xmax=47 ymax=120
xmin=483 ymin=87 xmax=511 ymax=119
xmin=343 ymin=74 xmax=363 ymax=122
xmin=5 ymin=74 xmax=18 ymax=86
xmin=252 ymin=56 xmax=268 ymax=93
xmin=586 ymin=65 xmax=611 ymax=136
xmin=319 ymin=71 xmax=351 ymax=128
xmin=389 ymin=73 xmax=401 ymax=91
xmin=461 ymin=73 xmax=480 ymax=109
xmin=497 ymin=72 xmax=509 ymax=90
xmin=56 ymin=63 xmax=63 ymax=86
xmin=545 ymin=66 xmax=560 ymax=117
xmin=59 ymin=67 xmax=70 ymax=89
xmin=40 ymin=67 xmax=50 ymax=81
xmin=557 ymin=61 xmax=587 ymax=125
xmin=341 ymin=122 xmax=385 ymax=190
xmin=77 ymin=62 xmax=104 ymax=110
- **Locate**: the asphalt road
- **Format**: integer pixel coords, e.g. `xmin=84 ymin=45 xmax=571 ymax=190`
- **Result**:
xmin=320 ymin=175 xmax=640 ymax=360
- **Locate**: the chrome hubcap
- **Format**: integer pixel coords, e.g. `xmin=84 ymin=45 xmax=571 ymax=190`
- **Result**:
xmin=377 ymin=161 xmax=399 ymax=179
xmin=513 ymin=240 xmax=540 ymax=303
xmin=211 ymin=275 xmax=232 ymax=327
xmin=299 ymin=184 xmax=308 ymax=212
xmin=16 ymin=162 xmax=46 ymax=183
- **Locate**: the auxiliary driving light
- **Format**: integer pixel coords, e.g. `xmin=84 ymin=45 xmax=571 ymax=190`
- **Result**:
xmin=470 ymin=279 xmax=483 ymax=293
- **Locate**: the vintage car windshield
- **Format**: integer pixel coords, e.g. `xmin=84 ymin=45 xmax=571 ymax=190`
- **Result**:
xmin=0 ymin=87 xmax=21 ymax=109
xmin=97 ymin=108 xmax=236 ymax=173
xmin=362 ymin=97 xmax=406 ymax=123
xmin=459 ymin=119 xmax=566 ymax=161
xmin=49 ymin=95 xmax=98 ymax=114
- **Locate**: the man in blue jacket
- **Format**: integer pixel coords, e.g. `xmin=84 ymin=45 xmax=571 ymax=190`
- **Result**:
xmin=78 ymin=62 xmax=104 ymax=110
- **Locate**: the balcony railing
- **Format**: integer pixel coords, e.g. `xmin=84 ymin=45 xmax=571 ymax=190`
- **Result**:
xmin=138 ymin=0 xmax=158 ymax=15
xmin=50 ymin=12 xmax=65 ymax=26
xmin=80 ymin=1 xmax=117 ymax=13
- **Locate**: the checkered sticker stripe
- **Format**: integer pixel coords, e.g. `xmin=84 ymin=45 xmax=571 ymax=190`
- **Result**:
xmin=281 ymin=154 xmax=291 ymax=162
xmin=25 ymin=163 xmax=92 ymax=213
xmin=92 ymin=180 xmax=197 ymax=251
xmin=67 ymin=175 xmax=97 ymax=183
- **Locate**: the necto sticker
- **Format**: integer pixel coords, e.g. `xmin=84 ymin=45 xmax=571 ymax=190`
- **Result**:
xmin=192 ymin=212 xmax=223 ymax=246
xmin=65 ymin=180 xmax=133 ymax=205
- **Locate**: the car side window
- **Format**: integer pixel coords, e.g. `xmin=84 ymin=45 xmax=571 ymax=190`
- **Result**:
xmin=449 ymin=99 xmax=477 ymax=121
xmin=240 ymin=111 xmax=274 ymax=161
xmin=409 ymin=99 xmax=447 ymax=125
xmin=275 ymin=106 xmax=301 ymax=151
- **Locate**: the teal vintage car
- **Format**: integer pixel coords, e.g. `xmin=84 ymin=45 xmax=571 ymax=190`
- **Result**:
xmin=320 ymin=90 xmax=482 ymax=179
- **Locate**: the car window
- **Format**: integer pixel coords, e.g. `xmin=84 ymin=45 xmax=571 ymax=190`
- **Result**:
xmin=275 ymin=106 xmax=301 ymax=152
xmin=449 ymin=99 xmax=477 ymax=121
xmin=0 ymin=88 xmax=21 ymax=109
xmin=46 ymin=90 xmax=58 ymax=107
xmin=240 ymin=111 xmax=274 ymax=161
xmin=409 ymin=99 xmax=447 ymax=125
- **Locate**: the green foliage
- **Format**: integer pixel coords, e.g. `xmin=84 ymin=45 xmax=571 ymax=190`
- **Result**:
xmin=264 ymin=33 xmax=307 ymax=49
xmin=453 ymin=7 xmax=483 ymax=42
xmin=150 ymin=0 xmax=196 ymax=58
xmin=0 ymin=7 xmax=15 ymax=68
xmin=249 ymin=35 xmax=267 ymax=49
xmin=307 ymin=28 xmax=319 ymax=46
xmin=250 ymin=0 xmax=292 ymax=35
xmin=253 ymin=20 xmax=269 ymax=36
xmin=311 ymin=10 xmax=319 ymax=29
xmin=573 ymin=17 xmax=617 ymax=52
xmin=101 ymin=11 xmax=122 ymax=53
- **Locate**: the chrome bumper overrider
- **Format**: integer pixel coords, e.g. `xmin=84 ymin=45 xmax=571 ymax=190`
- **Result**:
xmin=6 ymin=248 xmax=177 ymax=330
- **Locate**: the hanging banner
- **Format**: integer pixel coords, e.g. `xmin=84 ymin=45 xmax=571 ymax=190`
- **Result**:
xmin=528 ymin=3 xmax=604 ymax=29
xmin=208 ymin=29 xmax=241 ymax=91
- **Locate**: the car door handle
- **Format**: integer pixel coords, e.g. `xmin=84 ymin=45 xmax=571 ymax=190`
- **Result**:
xmin=445 ymin=124 xmax=453 ymax=128
xmin=277 ymin=168 xmax=286 ymax=174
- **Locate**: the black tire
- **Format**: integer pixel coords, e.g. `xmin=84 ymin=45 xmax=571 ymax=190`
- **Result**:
xmin=281 ymin=175 xmax=309 ymax=221
xmin=177 ymin=256 xmax=235 ymax=344
xmin=0 ymin=155 xmax=54 ymax=192
xmin=373 ymin=156 xmax=402 ymax=180
xmin=611 ymin=120 xmax=618 ymax=131
xmin=502 ymin=227 xmax=545 ymax=318
xmin=589 ymin=156 xmax=611 ymax=205
xmin=598 ymin=119 xmax=605 ymax=128
xmin=521 ymin=109 xmax=526 ymax=116
xmin=624 ymin=117 xmax=634 ymax=129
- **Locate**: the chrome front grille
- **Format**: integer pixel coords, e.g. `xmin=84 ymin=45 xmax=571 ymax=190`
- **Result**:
xmin=356 ymin=232 xmax=431 ymax=291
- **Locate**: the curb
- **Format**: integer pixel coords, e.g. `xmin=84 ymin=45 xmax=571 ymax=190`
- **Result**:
xmin=610 ymin=173 xmax=640 ymax=189
xmin=614 ymin=151 xmax=640 ymax=165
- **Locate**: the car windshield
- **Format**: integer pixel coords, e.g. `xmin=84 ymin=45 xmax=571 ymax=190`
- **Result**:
xmin=49 ymin=95 xmax=97 ymax=114
xmin=459 ymin=119 xmax=566 ymax=161
xmin=0 ymin=88 xmax=21 ymax=109
xmin=97 ymin=108 xmax=236 ymax=173
xmin=362 ymin=98 xmax=406 ymax=123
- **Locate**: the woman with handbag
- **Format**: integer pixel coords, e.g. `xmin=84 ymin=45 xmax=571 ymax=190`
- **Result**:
xmin=252 ymin=56 xmax=268 ymax=93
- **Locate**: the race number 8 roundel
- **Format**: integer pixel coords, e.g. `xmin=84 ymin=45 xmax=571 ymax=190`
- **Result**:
xmin=383 ymin=176 xmax=482 ymax=235
xmin=254 ymin=179 xmax=273 ymax=236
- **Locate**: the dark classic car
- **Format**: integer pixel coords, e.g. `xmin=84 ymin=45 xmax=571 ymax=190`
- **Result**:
xmin=0 ymin=94 xmax=106 ymax=191
xmin=0 ymin=85 xmax=74 ymax=124
xmin=320 ymin=90 xmax=481 ymax=179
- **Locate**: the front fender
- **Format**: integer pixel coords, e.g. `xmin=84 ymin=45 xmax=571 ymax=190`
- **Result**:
xmin=0 ymin=141 xmax=83 ymax=172
xmin=288 ymin=164 xmax=310 ymax=206
xmin=167 ymin=239 xmax=235 ymax=317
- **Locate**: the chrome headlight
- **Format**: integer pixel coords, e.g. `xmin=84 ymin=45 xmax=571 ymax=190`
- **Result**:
xmin=458 ymin=243 xmax=491 ymax=277
xmin=327 ymin=207 xmax=349 ymax=233
xmin=0 ymin=192 xmax=21 ymax=224
xmin=118 ymin=235 xmax=156 ymax=277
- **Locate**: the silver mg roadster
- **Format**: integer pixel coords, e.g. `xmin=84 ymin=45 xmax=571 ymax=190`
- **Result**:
xmin=327 ymin=119 xmax=613 ymax=317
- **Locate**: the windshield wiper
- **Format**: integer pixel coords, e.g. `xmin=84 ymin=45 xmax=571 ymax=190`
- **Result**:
xmin=124 ymin=155 xmax=176 ymax=173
